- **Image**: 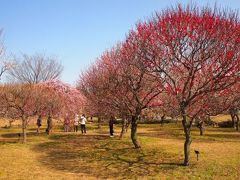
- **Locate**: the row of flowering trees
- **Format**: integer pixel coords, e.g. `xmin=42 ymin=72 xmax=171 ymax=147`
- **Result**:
xmin=78 ymin=5 xmax=240 ymax=166
xmin=0 ymin=80 xmax=84 ymax=143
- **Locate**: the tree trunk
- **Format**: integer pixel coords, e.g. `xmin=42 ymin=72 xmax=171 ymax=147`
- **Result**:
xmin=160 ymin=114 xmax=165 ymax=126
xmin=131 ymin=115 xmax=141 ymax=148
xmin=199 ymin=121 xmax=204 ymax=136
xmin=236 ymin=114 xmax=239 ymax=131
xmin=119 ymin=118 xmax=126 ymax=139
xmin=22 ymin=117 xmax=27 ymax=143
xmin=230 ymin=112 xmax=236 ymax=128
xmin=97 ymin=117 xmax=101 ymax=129
xmin=125 ymin=118 xmax=130 ymax=132
xmin=181 ymin=103 xmax=191 ymax=166
xmin=184 ymin=132 xmax=192 ymax=166
xmin=9 ymin=120 xmax=13 ymax=128
xmin=199 ymin=126 xmax=204 ymax=136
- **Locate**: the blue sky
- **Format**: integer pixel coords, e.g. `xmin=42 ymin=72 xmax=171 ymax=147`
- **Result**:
xmin=0 ymin=0 xmax=239 ymax=84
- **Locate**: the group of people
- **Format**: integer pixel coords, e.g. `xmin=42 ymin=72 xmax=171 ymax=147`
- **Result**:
xmin=36 ymin=114 xmax=116 ymax=137
xmin=64 ymin=114 xmax=87 ymax=134
xmin=36 ymin=114 xmax=53 ymax=135
xmin=36 ymin=114 xmax=87 ymax=134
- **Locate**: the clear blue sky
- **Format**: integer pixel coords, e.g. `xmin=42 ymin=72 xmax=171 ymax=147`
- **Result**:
xmin=0 ymin=0 xmax=239 ymax=84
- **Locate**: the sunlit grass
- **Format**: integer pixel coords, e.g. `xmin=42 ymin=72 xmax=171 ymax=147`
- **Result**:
xmin=211 ymin=114 xmax=232 ymax=122
xmin=0 ymin=122 xmax=239 ymax=179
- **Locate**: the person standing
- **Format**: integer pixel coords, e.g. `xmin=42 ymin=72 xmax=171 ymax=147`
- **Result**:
xmin=46 ymin=115 xmax=53 ymax=135
xmin=64 ymin=114 xmax=70 ymax=132
xmin=74 ymin=114 xmax=79 ymax=132
xmin=80 ymin=114 xmax=87 ymax=134
xmin=109 ymin=116 xmax=116 ymax=137
xmin=36 ymin=115 xmax=42 ymax=134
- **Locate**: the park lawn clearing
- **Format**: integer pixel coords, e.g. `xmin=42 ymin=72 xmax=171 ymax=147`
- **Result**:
xmin=211 ymin=114 xmax=232 ymax=123
xmin=0 ymin=123 xmax=240 ymax=179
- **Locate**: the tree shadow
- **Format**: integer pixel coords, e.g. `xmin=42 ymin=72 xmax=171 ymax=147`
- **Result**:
xmin=206 ymin=128 xmax=238 ymax=132
xmin=28 ymin=127 xmax=46 ymax=131
xmin=203 ymin=133 xmax=240 ymax=140
xmin=1 ymin=131 xmax=46 ymax=138
xmin=0 ymin=138 xmax=20 ymax=144
xmin=32 ymin=133 xmax=182 ymax=178
xmin=0 ymin=131 xmax=49 ymax=144
xmin=139 ymin=126 xmax=240 ymax=143
xmin=138 ymin=132 xmax=185 ymax=140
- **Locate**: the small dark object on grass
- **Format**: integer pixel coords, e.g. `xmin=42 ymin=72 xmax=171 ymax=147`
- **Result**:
xmin=18 ymin=133 xmax=21 ymax=141
xmin=194 ymin=150 xmax=200 ymax=161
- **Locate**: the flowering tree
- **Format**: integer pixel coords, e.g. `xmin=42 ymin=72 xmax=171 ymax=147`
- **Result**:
xmin=149 ymin=92 xmax=181 ymax=123
xmin=206 ymin=83 xmax=240 ymax=129
xmin=40 ymin=80 xmax=85 ymax=118
xmin=79 ymin=47 xmax=131 ymax=135
xmin=224 ymin=84 xmax=240 ymax=130
xmin=137 ymin=5 xmax=240 ymax=165
xmin=120 ymin=40 xmax=164 ymax=147
xmin=0 ymin=84 xmax=45 ymax=143
xmin=0 ymin=80 xmax=84 ymax=142
xmin=79 ymin=41 xmax=163 ymax=147
xmin=79 ymin=48 xmax=129 ymax=131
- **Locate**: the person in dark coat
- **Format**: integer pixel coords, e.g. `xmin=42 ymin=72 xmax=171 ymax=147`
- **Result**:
xmin=46 ymin=115 xmax=53 ymax=135
xmin=109 ymin=116 xmax=116 ymax=137
xmin=36 ymin=115 xmax=42 ymax=134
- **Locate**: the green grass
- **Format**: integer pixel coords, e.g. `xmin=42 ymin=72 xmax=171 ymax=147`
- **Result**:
xmin=0 ymin=123 xmax=240 ymax=179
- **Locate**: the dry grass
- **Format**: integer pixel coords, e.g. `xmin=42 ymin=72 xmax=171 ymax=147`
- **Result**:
xmin=0 ymin=122 xmax=240 ymax=179
xmin=211 ymin=114 xmax=232 ymax=122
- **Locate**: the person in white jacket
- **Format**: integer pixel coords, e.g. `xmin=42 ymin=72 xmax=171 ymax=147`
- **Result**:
xmin=80 ymin=114 xmax=87 ymax=134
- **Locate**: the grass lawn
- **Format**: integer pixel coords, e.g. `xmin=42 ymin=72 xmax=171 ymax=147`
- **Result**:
xmin=210 ymin=115 xmax=232 ymax=122
xmin=0 ymin=123 xmax=240 ymax=179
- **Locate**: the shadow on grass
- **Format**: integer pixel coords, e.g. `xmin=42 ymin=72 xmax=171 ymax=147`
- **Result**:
xmin=206 ymin=128 xmax=236 ymax=132
xmin=203 ymin=133 xmax=240 ymax=140
xmin=138 ymin=132 xmax=184 ymax=139
xmin=0 ymin=138 xmax=20 ymax=144
xmin=32 ymin=133 xmax=182 ymax=178
xmin=138 ymin=125 xmax=240 ymax=143
xmin=138 ymin=131 xmax=240 ymax=143
xmin=1 ymin=131 xmax=46 ymax=138
xmin=0 ymin=131 xmax=49 ymax=144
xmin=28 ymin=127 xmax=46 ymax=131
